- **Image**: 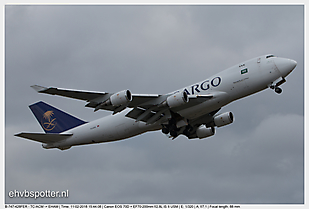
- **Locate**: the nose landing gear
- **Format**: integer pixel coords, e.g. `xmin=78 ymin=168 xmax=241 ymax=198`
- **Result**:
xmin=275 ymin=87 xmax=282 ymax=94
xmin=269 ymin=77 xmax=286 ymax=94
xmin=270 ymin=85 xmax=283 ymax=94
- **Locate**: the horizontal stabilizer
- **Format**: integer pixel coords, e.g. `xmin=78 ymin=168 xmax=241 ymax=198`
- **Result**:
xmin=15 ymin=132 xmax=73 ymax=144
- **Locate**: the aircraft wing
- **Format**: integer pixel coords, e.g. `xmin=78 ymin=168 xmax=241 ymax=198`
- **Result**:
xmin=31 ymin=85 xmax=162 ymax=112
xmin=14 ymin=132 xmax=73 ymax=144
xmin=31 ymin=85 xmax=108 ymax=101
xmin=31 ymin=85 xmax=214 ymax=123
xmin=125 ymin=94 xmax=213 ymax=124
xmin=31 ymin=85 xmax=160 ymax=103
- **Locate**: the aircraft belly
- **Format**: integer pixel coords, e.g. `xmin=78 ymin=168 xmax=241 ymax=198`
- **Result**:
xmin=60 ymin=112 xmax=161 ymax=147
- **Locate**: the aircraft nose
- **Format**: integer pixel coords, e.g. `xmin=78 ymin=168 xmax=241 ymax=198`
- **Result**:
xmin=275 ymin=58 xmax=297 ymax=77
xmin=291 ymin=59 xmax=297 ymax=69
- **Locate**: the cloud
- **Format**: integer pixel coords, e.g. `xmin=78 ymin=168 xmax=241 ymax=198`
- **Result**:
xmin=5 ymin=5 xmax=304 ymax=204
xmin=6 ymin=113 xmax=303 ymax=204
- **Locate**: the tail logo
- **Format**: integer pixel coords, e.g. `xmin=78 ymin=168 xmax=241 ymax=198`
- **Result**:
xmin=41 ymin=111 xmax=57 ymax=131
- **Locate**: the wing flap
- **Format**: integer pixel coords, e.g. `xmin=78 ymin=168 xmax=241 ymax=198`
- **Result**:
xmin=126 ymin=106 xmax=171 ymax=124
xmin=15 ymin=132 xmax=73 ymax=144
xmin=128 ymin=94 xmax=162 ymax=108
xmin=125 ymin=107 xmax=155 ymax=122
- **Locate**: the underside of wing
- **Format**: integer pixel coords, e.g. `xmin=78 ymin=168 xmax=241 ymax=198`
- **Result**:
xmin=125 ymin=106 xmax=171 ymax=124
xmin=125 ymin=93 xmax=214 ymax=124
xmin=85 ymin=94 xmax=162 ymax=109
xmin=31 ymin=85 xmax=162 ymax=113
xmin=128 ymin=94 xmax=163 ymax=108
xmin=15 ymin=132 xmax=73 ymax=144
xmin=31 ymin=85 xmax=217 ymax=125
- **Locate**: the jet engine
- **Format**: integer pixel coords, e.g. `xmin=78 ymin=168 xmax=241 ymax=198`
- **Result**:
xmin=196 ymin=125 xmax=215 ymax=139
xmin=214 ymin=112 xmax=234 ymax=127
xmin=109 ymin=90 xmax=132 ymax=106
xmin=100 ymin=90 xmax=132 ymax=107
xmin=94 ymin=90 xmax=132 ymax=112
xmin=159 ymin=91 xmax=189 ymax=108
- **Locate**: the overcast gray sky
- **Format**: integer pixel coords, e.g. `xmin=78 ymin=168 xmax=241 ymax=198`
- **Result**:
xmin=5 ymin=5 xmax=304 ymax=204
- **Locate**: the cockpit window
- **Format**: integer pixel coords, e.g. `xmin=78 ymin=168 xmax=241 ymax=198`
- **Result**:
xmin=266 ymin=55 xmax=275 ymax=59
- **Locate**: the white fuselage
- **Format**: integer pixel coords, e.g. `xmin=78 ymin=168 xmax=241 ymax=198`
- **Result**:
xmin=176 ymin=55 xmax=283 ymax=119
xmin=44 ymin=55 xmax=296 ymax=149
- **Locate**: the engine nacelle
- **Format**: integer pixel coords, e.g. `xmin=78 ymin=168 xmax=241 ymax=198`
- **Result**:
xmin=166 ymin=91 xmax=189 ymax=108
xmin=196 ymin=125 xmax=215 ymax=139
xmin=94 ymin=90 xmax=132 ymax=112
xmin=109 ymin=90 xmax=132 ymax=107
xmin=214 ymin=112 xmax=234 ymax=127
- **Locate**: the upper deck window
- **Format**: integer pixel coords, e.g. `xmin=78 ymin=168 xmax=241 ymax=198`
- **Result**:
xmin=266 ymin=55 xmax=275 ymax=59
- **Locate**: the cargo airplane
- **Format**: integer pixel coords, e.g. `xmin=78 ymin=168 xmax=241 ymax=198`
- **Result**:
xmin=15 ymin=55 xmax=297 ymax=150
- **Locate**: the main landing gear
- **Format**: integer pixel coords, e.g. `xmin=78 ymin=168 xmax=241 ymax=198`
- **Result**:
xmin=161 ymin=120 xmax=179 ymax=138
xmin=162 ymin=119 xmax=193 ymax=138
xmin=161 ymin=112 xmax=184 ymax=138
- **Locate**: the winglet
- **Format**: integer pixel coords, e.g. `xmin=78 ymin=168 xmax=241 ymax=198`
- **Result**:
xmin=31 ymin=85 xmax=48 ymax=92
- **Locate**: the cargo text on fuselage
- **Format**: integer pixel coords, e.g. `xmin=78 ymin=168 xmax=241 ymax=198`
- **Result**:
xmin=184 ymin=76 xmax=222 ymax=95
